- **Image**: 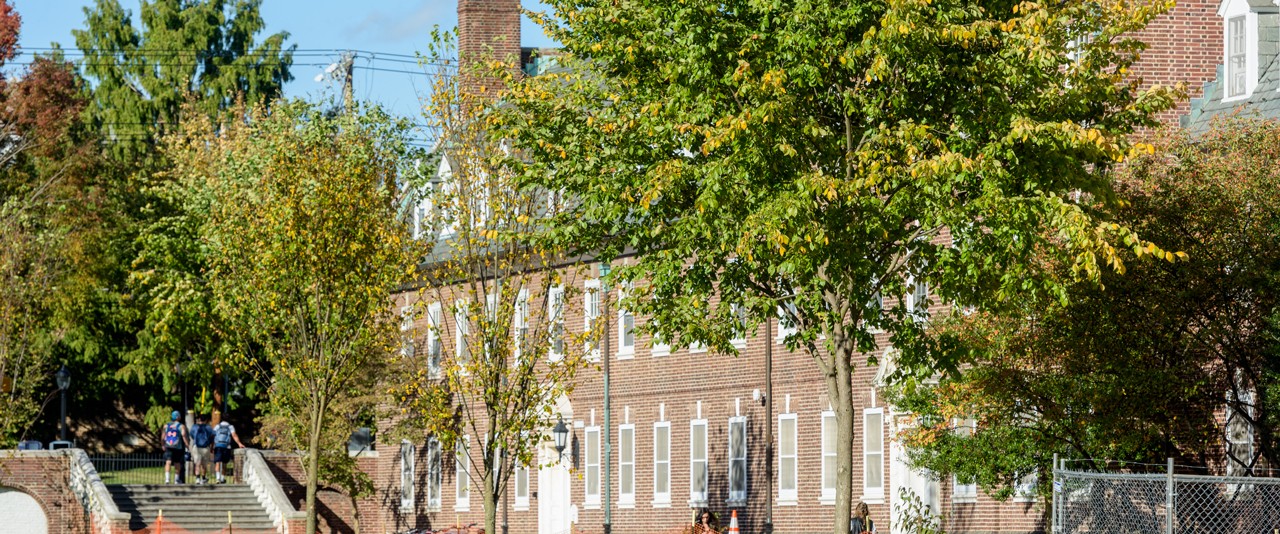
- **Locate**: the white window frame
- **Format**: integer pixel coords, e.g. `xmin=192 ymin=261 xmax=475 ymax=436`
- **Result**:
xmin=730 ymin=304 xmax=748 ymax=350
xmin=454 ymin=301 xmax=470 ymax=366
xmin=776 ymin=304 xmax=798 ymax=343
xmin=1228 ymin=15 xmax=1247 ymax=98
xmin=426 ymin=303 xmax=443 ymax=378
xmin=585 ymin=425 xmax=601 ymax=507
xmin=727 ymin=416 xmax=748 ymax=503
xmin=400 ymin=440 xmax=416 ymax=512
xmin=820 ymin=410 xmax=836 ymax=505
xmin=778 ymin=413 xmax=798 ymax=505
xmin=400 ymin=306 xmax=416 ymax=358
xmin=617 ymin=284 xmax=636 ymax=358
xmin=952 ymin=418 xmax=978 ymax=502
xmin=437 ymin=159 xmax=457 ymax=237
xmin=427 ymin=437 xmax=442 ymax=511
xmin=548 ymin=285 xmax=565 ymax=361
xmin=619 ymin=424 xmax=635 ymax=507
xmin=584 ymin=279 xmax=601 ymax=361
xmin=1014 ymin=472 xmax=1037 ymax=502
xmin=484 ymin=292 xmax=499 ymax=360
xmin=412 ymin=183 xmax=431 ymax=240
xmin=514 ymin=288 xmax=529 ymax=359
xmin=908 ymin=276 xmax=930 ymax=323
xmin=689 ymin=419 xmax=709 ymax=505
xmin=689 ymin=341 xmax=708 ymax=354
xmin=650 ymin=320 xmax=671 ymax=357
xmin=863 ymin=408 xmax=884 ymax=501
xmin=455 ymin=436 xmax=471 ymax=511
xmin=514 ymin=460 xmax=530 ymax=510
xmin=653 ymin=421 xmax=671 ymax=506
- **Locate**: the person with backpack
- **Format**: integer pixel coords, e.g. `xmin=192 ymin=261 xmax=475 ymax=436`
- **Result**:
xmin=160 ymin=410 xmax=190 ymax=484
xmin=190 ymin=414 xmax=215 ymax=484
xmin=213 ymin=417 xmax=246 ymax=483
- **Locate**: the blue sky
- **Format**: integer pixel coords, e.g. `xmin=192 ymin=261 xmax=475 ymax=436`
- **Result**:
xmin=15 ymin=1 xmax=558 ymax=123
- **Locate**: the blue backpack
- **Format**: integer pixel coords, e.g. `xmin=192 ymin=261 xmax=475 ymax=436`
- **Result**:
xmin=215 ymin=424 xmax=233 ymax=448
xmin=192 ymin=424 xmax=214 ymax=448
xmin=163 ymin=422 xmax=183 ymax=448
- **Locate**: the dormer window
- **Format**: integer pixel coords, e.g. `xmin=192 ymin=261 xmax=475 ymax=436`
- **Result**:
xmin=1218 ymin=0 xmax=1261 ymax=102
xmin=1228 ymin=16 xmax=1247 ymax=97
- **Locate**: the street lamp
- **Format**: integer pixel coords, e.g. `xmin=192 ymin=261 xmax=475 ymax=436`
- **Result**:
xmin=55 ymin=365 xmax=70 ymax=442
xmin=552 ymin=416 xmax=569 ymax=460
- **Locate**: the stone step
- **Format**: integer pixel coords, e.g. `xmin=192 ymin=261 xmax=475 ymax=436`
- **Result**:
xmin=109 ymin=483 xmax=276 ymax=533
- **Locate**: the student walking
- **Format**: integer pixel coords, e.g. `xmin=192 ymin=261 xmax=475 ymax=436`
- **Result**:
xmin=161 ymin=411 xmax=189 ymax=484
xmin=213 ymin=417 xmax=246 ymax=483
xmin=189 ymin=414 xmax=215 ymax=484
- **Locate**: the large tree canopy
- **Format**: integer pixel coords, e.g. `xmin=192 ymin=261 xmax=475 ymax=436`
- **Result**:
xmin=74 ymin=0 xmax=293 ymax=160
xmin=499 ymin=0 xmax=1178 ymax=531
xmin=890 ymin=118 xmax=1280 ymax=499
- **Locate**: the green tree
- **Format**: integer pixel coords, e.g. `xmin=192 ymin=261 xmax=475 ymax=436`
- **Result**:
xmin=889 ymin=118 xmax=1280 ymax=500
xmin=164 ymin=101 xmax=415 ymax=534
xmin=500 ymin=1 xmax=1179 ymax=531
xmin=73 ymin=0 xmax=293 ymax=161
xmin=0 ymin=0 xmax=113 ymax=445
xmin=389 ymin=34 xmax=589 ymax=534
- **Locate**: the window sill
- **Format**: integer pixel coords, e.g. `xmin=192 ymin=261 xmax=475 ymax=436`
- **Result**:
xmin=687 ymin=499 xmax=709 ymax=508
xmin=427 ymin=505 xmax=441 ymax=513
xmin=454 ymin=504 xmax=470 ymax=512
xmin=617 ymin=500 xmax=635 ymax=509
xmin=725 ymin=498 xmax=748 ymax=508
xmin=651 ymin=349 xmax=670 ymax=357
xmin=731 ymin=340 xmax=747 ymax=350
xmin=952 ymin=497 xmax=978 ymax=504
xmin=777 ymin=498 xmax=798 ymax=506
xmin=583 ymin=501 xmax=601 ymax=510
xmin=819 ymin=496 xmax=835 ymax=506
xmin=514 ymin=503 xmax=530 ymax=511
xmin=652 ymin=501 xmax=671 ymax=508
xmin=860 ymin=496 xmax=884 ymax=505
xmin=617 ymin=350 xmax=635 ymax=360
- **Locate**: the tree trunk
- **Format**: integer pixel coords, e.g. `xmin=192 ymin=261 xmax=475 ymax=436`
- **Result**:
xmin=830 ymin=344 xmax=856 ymax=534
xmin=306 ymin=393 xmax=327 ymax=534
xmin=484 ymin=475 xmax=499 ymax=534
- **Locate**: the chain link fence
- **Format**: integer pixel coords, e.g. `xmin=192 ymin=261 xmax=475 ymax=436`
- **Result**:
xmin=1053 ymin=458 xmax=1280 ymax=533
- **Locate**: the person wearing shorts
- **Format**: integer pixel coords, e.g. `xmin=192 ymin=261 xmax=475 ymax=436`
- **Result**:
xmin=213 ymin=418 xmax=246 ymax=483
xmin=160 ymin=410 xmax=189 ymax=484
xmin=189 ymin=414 xmax=214 ymax=484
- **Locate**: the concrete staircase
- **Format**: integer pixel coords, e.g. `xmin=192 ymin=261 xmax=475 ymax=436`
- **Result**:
xmin=108 ymin=484 xmax=277 ymax=532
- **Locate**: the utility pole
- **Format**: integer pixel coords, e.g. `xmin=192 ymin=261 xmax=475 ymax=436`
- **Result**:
xmin=340 ymin=51 xmax=356 ymax=113
xmin=601 ymin=263 xmax=612 ymax=534
xmin=765 ymin=318 xmax=774 ymax=534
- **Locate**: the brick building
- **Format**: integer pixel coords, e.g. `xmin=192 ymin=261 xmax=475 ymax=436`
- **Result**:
xmin=358 ymin=1 xmax=1227 ymax=534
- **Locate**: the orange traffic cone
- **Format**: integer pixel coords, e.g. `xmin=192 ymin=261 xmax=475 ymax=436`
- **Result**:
xmin=728 ymin=510 xmax=740 ymax=534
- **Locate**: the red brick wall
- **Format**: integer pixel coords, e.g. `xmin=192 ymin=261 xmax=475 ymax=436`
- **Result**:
xmin=0 ymin=451 xmax=91 ymax=534
xmin=458 ymin=0 xmax=522 ymax=95
xmin=1128 ymin=0 xmax=1222 ymax=125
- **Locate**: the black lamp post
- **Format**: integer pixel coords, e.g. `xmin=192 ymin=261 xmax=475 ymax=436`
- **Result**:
xmin=552 ymin=416 xmax=569 ymax=460
xmin=55 ymin=365 xmax=70 ymax=442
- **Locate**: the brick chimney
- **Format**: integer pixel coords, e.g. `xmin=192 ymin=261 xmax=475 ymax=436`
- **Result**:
xmin=457 ymin=0 xmax=522 ymax=95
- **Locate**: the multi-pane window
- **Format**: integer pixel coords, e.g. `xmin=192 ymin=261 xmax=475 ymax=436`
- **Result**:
xmin=427 ymin=303 xmax=443 ymax=378
xmin=777 ymin=303 xmax=798 ymax=342
xmin=690 ymin=419 xmax=709 ymax=504
xmin=548 ymin=286 xmax=565 ymax=361
xmin=953 ymin=418 xmax=978 ymax=501
xmin=1229 ymin=16 xmax=1247 ymax=97
xmin=456 ymin=436 xmax=471 ymax=511
xmin=585 ymin=280 xmax=601 ymax=361
xmin=514 ymin=289 xmax=529 ymax=358
xmin=400 ymin=441 xmax=415 ymax=511
xmin=864 ymin=409 xmax=884 ymax=499
xmin=1014 ymin=472 xmax=1037 ymax=502
xmin=651 ymin=320 xmax=671 ymax=357
xmin=618 ymin=284 xmax=635 ymax=357
xmin=1226 ymin=376 xmax=1257 ymax=480
xmin=427 ymin=437 xmax=442 ymax=511
xmin=654 ymin=421 xmax=671 ymax=505
xmin=514 ymin=462 xmax=530 ymax=510
xmin=728 ymin=416 xmax=748 ymax=502
xmin=585 ymin=426 xmax=601 ymax=506
xmin=730 ymin=304 xmax=749 ymax=349
xmin=910 ymin=277 xmax=930 ymax=322
xmin=400 ymin=306 xmax=416 ymax=358
xmin=454 ymin=302 xmax=470 ymax=365
xmin=821 ymin=410 xmax=837 ymax=503
xmin=619 ymin=424 xmax=635 ymax=506
xmin=779 ymin=414 xmax=798 ymax=504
